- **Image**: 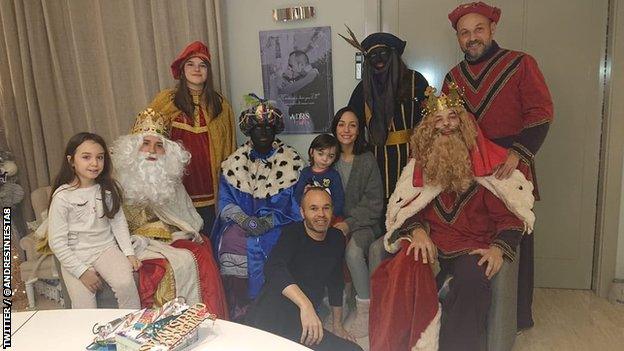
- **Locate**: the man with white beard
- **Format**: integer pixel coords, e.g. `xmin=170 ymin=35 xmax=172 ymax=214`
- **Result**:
xmin=110 ymin=108 xmax=228 ymax=318
xmin=369 ymin=84 xmax=536 ymax=351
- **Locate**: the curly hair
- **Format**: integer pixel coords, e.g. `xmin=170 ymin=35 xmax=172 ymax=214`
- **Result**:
xmin=411 ymin=107 xmax=478 ymax=192
xmin=110 ymin=134 xmax=191 ymax=206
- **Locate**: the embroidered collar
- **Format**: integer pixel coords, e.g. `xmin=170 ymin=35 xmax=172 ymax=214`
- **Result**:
xmin=433 ymin=183 xmax=479 ymax=224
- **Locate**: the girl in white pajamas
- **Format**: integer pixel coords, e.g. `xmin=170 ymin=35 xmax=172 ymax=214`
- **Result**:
xmin=48 ymin=132 xmax=140 ymax=309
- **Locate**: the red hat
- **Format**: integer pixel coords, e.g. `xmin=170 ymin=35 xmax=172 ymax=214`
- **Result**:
xmin=448 ymin=2 xmax=501 ymax=30
xmin=412 ymin=115 xmax=507 ymax=187
xmin=170 ymin=41 xmax=211 ymax=80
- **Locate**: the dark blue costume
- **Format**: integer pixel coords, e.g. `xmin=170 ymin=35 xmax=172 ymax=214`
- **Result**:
xmin=212 ymin=140 xmax=305 ymax=316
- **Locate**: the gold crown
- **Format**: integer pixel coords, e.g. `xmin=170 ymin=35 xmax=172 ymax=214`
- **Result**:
xmin=422 ymin=83 xmax=465 ymax=117
xmin=131 ymin=108 xmax=170 ymax=138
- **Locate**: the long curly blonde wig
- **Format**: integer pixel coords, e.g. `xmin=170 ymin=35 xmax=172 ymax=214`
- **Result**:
xmin=411 ymin=107 xmax=478 ymax=192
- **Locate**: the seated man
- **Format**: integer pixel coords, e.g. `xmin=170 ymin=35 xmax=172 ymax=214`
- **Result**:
xmin=111 ymin=108 xmax=227 ymax=318
xmin=212 ymin=95 xmax=305 ymax=320
xmin=370 ymin=85 xmax=535 ymax=351
xmin=246 ymin=187 xmax=362 ymax=351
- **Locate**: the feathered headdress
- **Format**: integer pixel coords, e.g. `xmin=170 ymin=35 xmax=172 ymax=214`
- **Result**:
xmin=338 ymin=25 xmax=365 ymax=53
xmin=239 ymin=93 xmax=285 ymax=136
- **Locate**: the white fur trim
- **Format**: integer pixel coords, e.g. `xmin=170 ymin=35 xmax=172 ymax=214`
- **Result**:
xmin=476 ymin=170 xmax=535 ymax=234
xmin=384 ymin=159 xmax=441 ymax=253
xmin=384 ymin=161 xmax=536 ymax=253
xmin=221 ymin=139 xmax=305 ymax=198
xmin=412 ymin=304 xmax=441 ymax=351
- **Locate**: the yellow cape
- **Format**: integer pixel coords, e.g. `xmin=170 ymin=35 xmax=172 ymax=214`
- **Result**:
xmin=146 ymin=88 xmax=236 ymax=208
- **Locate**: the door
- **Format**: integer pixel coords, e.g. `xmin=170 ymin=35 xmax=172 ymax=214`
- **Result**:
xmin=380 ymin=0 xmax=608 ymax=288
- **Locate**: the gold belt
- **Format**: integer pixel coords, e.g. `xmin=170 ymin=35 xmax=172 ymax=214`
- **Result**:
xmin=385 ymin=129 xmax=413 ymax=146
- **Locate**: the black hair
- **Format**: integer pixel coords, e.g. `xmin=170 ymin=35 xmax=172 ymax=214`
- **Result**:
xmin=308 ymin=133 xmax=340 ymax=166
xmin=330 ymin=106 xmax=369 ymax=155
xmin=289 ymin=50 xmax=310 ymax=64
xmin=50 ymin=132 xmax=123 ymax=219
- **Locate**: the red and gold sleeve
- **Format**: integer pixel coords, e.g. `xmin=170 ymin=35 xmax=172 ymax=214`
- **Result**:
xmin=512 ymin=55 xmax=554 ymax=160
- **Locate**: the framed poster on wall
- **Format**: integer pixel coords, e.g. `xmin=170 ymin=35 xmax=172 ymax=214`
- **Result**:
xmin=259 ymin=26 xmax=333 ymax=134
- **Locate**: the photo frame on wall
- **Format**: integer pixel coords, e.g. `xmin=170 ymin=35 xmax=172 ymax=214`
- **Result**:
xmin=259 ymin=26 xmax=334 ymax=134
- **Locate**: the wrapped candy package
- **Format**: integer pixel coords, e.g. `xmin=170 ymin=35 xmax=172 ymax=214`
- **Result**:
xmin=87 ymin=298 xmax=216 ymax=351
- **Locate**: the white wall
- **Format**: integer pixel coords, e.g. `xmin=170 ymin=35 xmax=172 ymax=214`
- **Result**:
xmin=220 ymin=0 xmax=624 ymax=284
xmin=614 ymin=0 xmax=624 ymax=276
xmin=613 ymin=0 xmax=624 ymax=280
xmin=222 ymin=0 xmax=370 ymax=156
xmin=618 ymin=162 xmax=624 ymax=279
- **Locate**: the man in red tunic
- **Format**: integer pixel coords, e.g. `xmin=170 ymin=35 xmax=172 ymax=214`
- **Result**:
xmin=443 ymin=1 xmax=554 ymax=330
xmin=370 ymin=85 xmax=535 ymax=351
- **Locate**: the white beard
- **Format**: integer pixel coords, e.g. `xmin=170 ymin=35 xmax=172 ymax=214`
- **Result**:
xmin=111 ymin=134 xmax=191 ymax=207
xmin=117 ymin=152 xmax=180 ymax=206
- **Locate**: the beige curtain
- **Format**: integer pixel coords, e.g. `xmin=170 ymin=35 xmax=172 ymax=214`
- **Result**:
xmin=0 ymin=0 xmax=227 ymax=220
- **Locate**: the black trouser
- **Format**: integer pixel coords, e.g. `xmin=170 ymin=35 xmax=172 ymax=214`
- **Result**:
xmin=247 ymin=288 xmax=362 ymax=351
xmin=222 ymin=275 xmax=251 ymax=323
xmin=517 ymin=233 xmax=534 ymax=330
xmin=438 ymin=254 xmax=491 ymax=351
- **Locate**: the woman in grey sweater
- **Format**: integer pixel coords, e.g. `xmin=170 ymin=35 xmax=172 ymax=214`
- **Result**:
xmin=331 ymin=107 xmax=384 ymax=338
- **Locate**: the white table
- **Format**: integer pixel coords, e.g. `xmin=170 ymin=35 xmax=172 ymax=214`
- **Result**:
xmin=11 ymin=309 xmax=312 ymax=350
xmin=10 ymin=310 xmax=37 ymax=336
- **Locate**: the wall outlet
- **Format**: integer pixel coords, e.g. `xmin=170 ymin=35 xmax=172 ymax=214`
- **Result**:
xmin=355 ymin=52 xmax=363 ymax=80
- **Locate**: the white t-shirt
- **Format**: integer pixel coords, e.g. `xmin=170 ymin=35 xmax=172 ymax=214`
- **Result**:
xmin=48 ymin=184 xmax=134 ymax=278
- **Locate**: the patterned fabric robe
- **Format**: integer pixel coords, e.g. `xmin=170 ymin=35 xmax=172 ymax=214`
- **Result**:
xmin=349 ymin=70 xmax=428 ymax=199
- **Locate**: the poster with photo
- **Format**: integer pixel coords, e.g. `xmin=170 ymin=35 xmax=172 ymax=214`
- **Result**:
xmin=259 ymin=26 xmax=334 ymax=134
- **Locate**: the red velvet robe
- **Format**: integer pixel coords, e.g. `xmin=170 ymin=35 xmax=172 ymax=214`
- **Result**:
xmin=417 ymin=184 xmax=524 ymax=259
xmin=138 ymin=235 xmax=229 ymax=320
xmin=370 ymin=241 xmax=439 ymax=351
xmin=370 ymin=184 xmax=524 ymax=350
xmin=170 ymin=106 xmax=215 ymax=207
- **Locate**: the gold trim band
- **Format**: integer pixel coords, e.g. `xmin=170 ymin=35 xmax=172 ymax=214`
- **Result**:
xmin=385 ymin=129 xmax=413 ymax=145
